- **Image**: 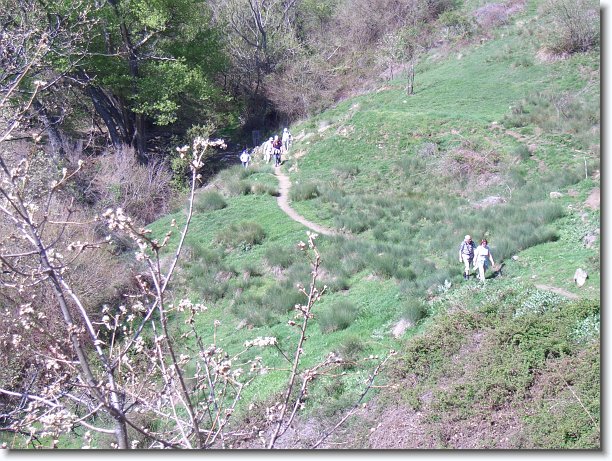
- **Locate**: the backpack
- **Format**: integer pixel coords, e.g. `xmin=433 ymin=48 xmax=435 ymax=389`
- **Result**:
xmin=460 ymin=241 xmax=475 ymax=256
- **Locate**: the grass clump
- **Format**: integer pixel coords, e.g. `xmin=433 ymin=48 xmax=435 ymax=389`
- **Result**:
xmin=215 ymin=221 xmax=265 ymax=250
xmin=290 ymin=182 xmax=320 ymax=201
xmin=264 ymin=245 xmax=299 ymax=269
xmin=195 ymin=191 xmax=227 ymax=212
xmin=318 ymin=300 xmax=360 ymax=333
xmin=400 ymin=297 xmax=428 ymax=326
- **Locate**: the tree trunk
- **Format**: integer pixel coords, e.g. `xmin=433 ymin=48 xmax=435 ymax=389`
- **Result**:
xmin=406 ymin=59 xmax=415 ymax=95
xmin=86 ymin=85 xmax=126 ymax=149
xmin=32 ymin=99 xmax=66 ymax=161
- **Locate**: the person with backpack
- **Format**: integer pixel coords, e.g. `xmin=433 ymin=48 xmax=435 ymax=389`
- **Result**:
xmin=272 ymin=135 xmax=282 ymax=167
xmin=459 ymin=234 xmax=476 ymax=280
xmin=474 ymin=238 xmax=495 ymax=282
xmin=281 ymin=127 xmax=292 ymax=153
xmin=239 ymin=147 xmax=251 ymax=168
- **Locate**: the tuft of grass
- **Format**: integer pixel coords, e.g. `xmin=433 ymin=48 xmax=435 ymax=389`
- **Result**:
xmin=290 ymin=182 xmax=320 ymax=201
xmin=264 ymin=245 xmax=299 ymax=269
xmin=215 ymin=221 xmax=266 ymax=250
xmin=318 ymin=300 xmax=360 ymax=333
xmin=400 ymin=297 xmax=428 ymax=326
xmin=195 ymin=191 xmax=227 ymax=212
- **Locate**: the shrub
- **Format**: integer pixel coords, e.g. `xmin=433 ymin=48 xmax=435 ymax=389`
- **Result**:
xmin=514 ymin=289 xmax=567 ymax=318
xmin=264 ymin=245 xmax=299 ymax=269
xmin=215 ymin=221 xmax=265 ymax=250
xmin=541 ymin=0 xmax=599 ymax=54
xmin=333 ymin=164 xmax=360 ymax=179
xmin=231 ymin=293 xmax=277 ymax=327
xmin=262 ymin=282 xmax=305 ymax=315
xmin=250 ymin=182 xmax=279 ymax=196
xmin=92 ymin=146 xmax=173 ymax=224
xmin=473 ymin=3 xmax=510 ymax=30
xmin=290 ymin=182 xmax=320 ymax=201
xmin=512 ymin=144 xmax=531 ymax=161
xmin=195 ymin=191 xmax=227 ymax=212
xmin=401 ymin=298 xmax=428 ymax=326
xmin=338 ymin=335 xmax=367 ymax=364
xmin=334 ymin=211 xmax=372 ymax=233
xmin=318 ymin=300 xmax=359 ymax=333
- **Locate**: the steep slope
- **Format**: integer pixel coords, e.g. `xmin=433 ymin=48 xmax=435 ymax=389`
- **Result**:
xmin=147 ymin=0 xmax=600 ymax=449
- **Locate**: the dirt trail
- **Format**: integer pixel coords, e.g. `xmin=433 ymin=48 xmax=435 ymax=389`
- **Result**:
xmin=274 ymin=166 xmax=339 ymax=237
xmin=535 ymin=284 xmax=580 ymax=300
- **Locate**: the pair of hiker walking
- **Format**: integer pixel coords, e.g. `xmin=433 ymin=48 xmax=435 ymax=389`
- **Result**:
xmin=459 ymin=235 xmax=495 ymax=282
xmin=263 ymin=128 xmax=292 ymax=167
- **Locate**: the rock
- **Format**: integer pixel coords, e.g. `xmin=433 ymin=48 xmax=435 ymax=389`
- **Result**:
xmin=511 ymin=255 xmax=519 ymax=261
xmin=392 ymin=319 xmax=411 ymax=338
xmin=549 ymin=191 xmax=563 ymax=199
xmin=574 ymin=268 xmax=588 ymax=287
xmin=583 ymin=233 xmax=598 ymax=248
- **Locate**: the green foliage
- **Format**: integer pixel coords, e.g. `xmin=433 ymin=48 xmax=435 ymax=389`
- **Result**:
xmin=195 ymin=191 xmax=227 ymax=212
xmin=215 ymin=221 xmax=266 ymax=250
xmin=289 ymin=182 xmax=320 ymax=201
xmin=264 ymin=245 xmax=298 ymax=269
xmin=513 ymin=289 xmax=567 ymax=318
xmin=400 ymin=297 xmax=428 ymax=326
xmin=318 ymin=300 xmax=359 ymax=333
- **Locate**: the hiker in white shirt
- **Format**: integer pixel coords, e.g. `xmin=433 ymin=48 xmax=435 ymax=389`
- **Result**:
xmin=474 ymin=238 xmax=495 ymax=282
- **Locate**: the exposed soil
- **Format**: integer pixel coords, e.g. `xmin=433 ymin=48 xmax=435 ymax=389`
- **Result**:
xmin=584 ymin=188 xmax=600 ymax=210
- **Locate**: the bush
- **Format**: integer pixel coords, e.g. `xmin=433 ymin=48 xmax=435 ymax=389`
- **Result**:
xmin=512 ymin=144 xmax=531 ymax=161
xmin=338 ymin=335 xmax=367 ymax=364
xmin=92 ymin=146 xmax=173 ymax=224
xmin=262 ymin=281 xmax=305 ymax=315
xmin=250 ymin=182 xmax=279 ymax=196
xmin=290 ymin=182 xmax=320 ymax=201
xmin=541 ymin=0 xmax=599 ymax=54
xmin=264 ymin=245 xmax=299 ymax=269
xmin=401 ymin=298 xmax=428 ymax=325
xmin=215 ymin=221 xmax=266 ymax=250
xmin=318 ymin=300 xmax=359 ymax=333
xmin=333 ymin=164 xmax=360 ymax=179
xmin=195 ymin=191 xmax=227 ymax=212
xmin=231 ymin=293 xmax=277 ymax=327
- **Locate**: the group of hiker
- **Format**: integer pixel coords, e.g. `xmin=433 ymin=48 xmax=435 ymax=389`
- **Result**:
xmin=459 ymin=235 xmax=495 ymax=282
xmin=240 ymin=127 xmax=293 ymax=168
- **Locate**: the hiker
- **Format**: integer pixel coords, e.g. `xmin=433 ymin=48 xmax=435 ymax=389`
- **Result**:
xmin=272 ymin=135 xmax=282 ymax=167
xmin=239 ymin=148 xmax=251 ymax=168
xmin=459 ymin=234 xmax=476 ymax=280
xmin=474 ymin=238 xmax=495 ymax=282
xmin=264 ymin=137 xmax=273 ymax=163
xmin=281 ymin=127 xmax=292 ymax=153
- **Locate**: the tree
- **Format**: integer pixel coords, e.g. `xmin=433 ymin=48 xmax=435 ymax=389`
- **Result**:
xmin=208 ymin=0 xmax=302 ymax=124
xmin=78 ymin=0 xmax=230 ymax=158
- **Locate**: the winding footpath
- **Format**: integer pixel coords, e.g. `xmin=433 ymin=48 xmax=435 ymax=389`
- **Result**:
xmin=274 ymin=166 xmax=339 ymax=237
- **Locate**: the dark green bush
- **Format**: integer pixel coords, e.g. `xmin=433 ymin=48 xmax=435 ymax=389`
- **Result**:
xmin=215 ymin=221 xmax=265 ymax=250
xmin=401 ymin=298 xmax=428 ymax=326
xmin=262 ymin=281 xmax=305 ymax=315
xmin=318 ymin=300 xmax=359 ymax=333
xmin=264 ymin=245 xmax=299 ymax=269
xmin=290 ymin=182 xmax=320 ymax=201
xmin=231 ymin=293 xmax=277 ymax=327
xmin=195 ymin=191 xmax=227 ymax=212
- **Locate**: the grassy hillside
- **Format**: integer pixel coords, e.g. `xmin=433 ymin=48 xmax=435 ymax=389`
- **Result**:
xmin=147 ymin=0 xmax=600 ymax=449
